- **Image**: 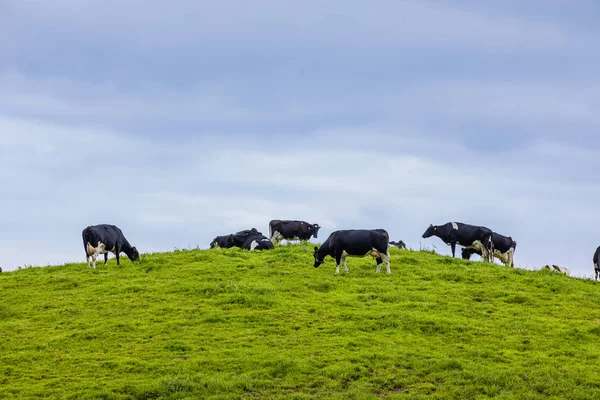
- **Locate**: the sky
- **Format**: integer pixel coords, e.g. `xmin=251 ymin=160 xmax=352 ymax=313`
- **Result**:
xmin=1 ymin=0 xmax=599 ymax=276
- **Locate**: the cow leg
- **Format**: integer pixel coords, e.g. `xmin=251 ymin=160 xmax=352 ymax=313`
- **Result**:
xmin=382 ymin=251 xmax=391 ymax=274
xmin=91 ymin=253 xmax=98 ymax=269
xmin=104 ymin=253 xmax=108 ymax=265
xmin=342 ymin=256 xmax=349 ymax=273
xmin=375 ymin=257 xmax=382 ymax=273
xmin=270 ymin=231 xmax=279 ymax=245
xmin=595 ymin=265 xmax=599 ymax=281
xmin=115 ymin=244 xmax=121 ymax=266
xmin=86 ymin=255 xmax=91 ymax=269
xmin=335 ymin=253 xmax=342 ymax=274
xmin=450 ymin=241 xmax=457 ymax=257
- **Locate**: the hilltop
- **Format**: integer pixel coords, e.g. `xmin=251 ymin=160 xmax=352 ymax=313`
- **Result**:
xmin=1 ymin=244 xmax=600 ymax=399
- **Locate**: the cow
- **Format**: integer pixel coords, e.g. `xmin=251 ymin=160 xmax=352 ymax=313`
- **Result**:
xmin=209 ymin=235 xmax=234 ymax=249
xmin=541 ymin=264 xmax=570 ymax=276
xmin=313 ymin=229 xmax=391 ymax=274
xmin=594 ymin=246 xmax=600 ymax=281
xmin=461 ymin=232 xmax=517 ymax=267
xmin=0 ymin=267 xmax=2 ymax=273
xmin=82 ymin=224 xmax=140 ymax=269
xmin=231 ymin=228 xmax=274 ymax=251
xmin=269 ymin=220 xmax=321 ymax=245
xmin=389 ymin=240 xmax=407 ymax=249
xmin=422 ymin=222 xmax=493 ymax=262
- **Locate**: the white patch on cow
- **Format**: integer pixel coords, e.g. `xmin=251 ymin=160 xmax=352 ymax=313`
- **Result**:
xmin=338 ymin=248 xmax=391 ymax=274
xmin=86 ymin=241 xmax=116 ymax=268
xmin=250 ymin=240 xmax=259 ymax=251
xmin=270 ymin=230 xmax=284 ymax=245
xmin=494 ymin=247 xmax=515 ymax=267
xmin=466 ymin=240 xmax=490 ymax=263
xmin=451 ymin=222 xmax=458 ymax=230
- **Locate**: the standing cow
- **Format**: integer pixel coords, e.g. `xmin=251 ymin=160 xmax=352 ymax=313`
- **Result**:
xmin=594 ymin=246 xmax=600 ymax=281
xmin=462 ymin=232 xmax=517 ymax=267
xmin=231 ymin=228 xmax=274 ymax=251
xmin=422 ymin=222 xmax=493 ymax=262
xmin=82 ymin=224 xmax=140 ymax=268
xmin=269 ymin=220 xmax=321 ymax=245
xmin=313 ymin=229 xmax=391 ymax=274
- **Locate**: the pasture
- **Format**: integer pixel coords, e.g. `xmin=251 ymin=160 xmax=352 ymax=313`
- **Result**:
xmin=1 ymin=244 xmax=600 ymax=399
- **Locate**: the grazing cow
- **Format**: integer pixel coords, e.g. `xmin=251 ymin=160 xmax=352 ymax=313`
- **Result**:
xmin=82 ymin=224 xmax=140 ymax=268
xmin=461 ymin=232 xmax=517 ymax=267
xmin=594 ymin=246 xmax=600 ymax=281
xmin=313 ymin=229 xmax=391 ymax=274
xmin=231 ymin=228 xmax=274 ymax=251
xmin=209 ymin=235 xmax=234 ymax=249
xmin=269 ymin=220 xmax=321 ymax=245
xmin=541 ymin=264 xmax=570 ymax=276
xmin=389 ymin=240 xmax=407 ymax=249
xmin=422 ymin=222 xmax=493 ymax=262
xmin=0 ymin=267 xmax=2 ymax=273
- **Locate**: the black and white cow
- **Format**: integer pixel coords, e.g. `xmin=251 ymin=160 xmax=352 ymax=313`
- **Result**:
xmin=594 ymin=246 xmax=600 ymax=281
xmin=231 ymin=228 xmax=274 ymax=251
xmin=422 ymin=222 xmax=493 ymax=262
xmin=461 ymin=232 xmax=517 ymax=267
xmin=541 ymin=264 xmax=570 ymax=275
xmin=269 ymin=220 xmax=321 ymax=245
xmin=313 ymin=229 xmax=391 ymax=274
xmin=82 ymin=224 xmax=140 ymax=268
xmin=209 ymin=235 xmax=234 ymax=249
xmin=389 ymin=240 xmax=407 ymax=249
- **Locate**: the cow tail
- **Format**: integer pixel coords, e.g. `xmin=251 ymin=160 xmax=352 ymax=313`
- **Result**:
xmin=268 ymin=222 xmax=273 ymax=240
xmin=488 ymin=232 xmax=494 ymax=262
xmin=82 ymin=229 xmax=88 ymax=255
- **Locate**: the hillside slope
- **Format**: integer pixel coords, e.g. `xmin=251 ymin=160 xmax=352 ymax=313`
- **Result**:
xmin=1 ymin=244 xmax=600 ymax=400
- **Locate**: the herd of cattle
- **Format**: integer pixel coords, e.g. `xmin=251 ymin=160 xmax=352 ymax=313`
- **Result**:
xmin=23 ymin=220 xmax=595 ymax=280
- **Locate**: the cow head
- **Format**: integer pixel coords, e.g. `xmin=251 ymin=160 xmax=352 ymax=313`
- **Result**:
xmin=129 ymin=247 xmax=140 ymax=262
xmin=461 ymin=247 xmax=479 ymax=260
xmin=313 ymin=246 xmax=324 ymax=268
xmin=312 ymin=224 xmax=321 ymax=239
xmin=422 ymin=224 xmax=436 ymax=238
xmin=210 ymin=238 xmax=219 ymax=249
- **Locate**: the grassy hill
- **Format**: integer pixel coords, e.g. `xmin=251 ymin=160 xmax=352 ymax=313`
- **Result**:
xmin=1 ymin=243 xmax=600 ymax=400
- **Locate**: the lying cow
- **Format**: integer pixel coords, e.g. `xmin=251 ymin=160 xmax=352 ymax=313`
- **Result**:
xmin=541 ymin=264 xmax=570 ymax=276
xmin=314 ymin=229 xmax=391 ymax=274
xmin=269 ymin=220 xmax=321 ymax=245
xmin=231 ymin=228 xmax=274 ymax=251
xmin=389 ymin=240 xmax=407 ymax=249
xmin=209 ymin=235 xmax=234 ymax=249
xmin=594 ymin=246 xmax=600 ymax=281
xmin=82 ymin=224 xmax=140 ymax=268
xmin=461 ymin=232 xmax=516 ymax=267
xmin=422 ymin=222 xmax=493 ymax=262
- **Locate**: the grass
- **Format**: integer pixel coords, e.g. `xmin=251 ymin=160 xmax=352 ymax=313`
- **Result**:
xmin=1 ymin=243 xmax=600 ymax=399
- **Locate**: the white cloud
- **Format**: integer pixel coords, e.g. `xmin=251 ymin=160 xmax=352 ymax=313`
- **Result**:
xmin=1 ymin=116 xmax=598 ymax=279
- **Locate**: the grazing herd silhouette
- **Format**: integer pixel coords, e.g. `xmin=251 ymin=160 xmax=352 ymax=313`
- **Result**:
xmin=71 ymin=219 xmax=600 ymax=280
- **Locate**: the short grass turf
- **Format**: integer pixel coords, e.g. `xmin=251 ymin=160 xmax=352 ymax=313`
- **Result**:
xmin=1 ymin=243 xmax=600 ymax=399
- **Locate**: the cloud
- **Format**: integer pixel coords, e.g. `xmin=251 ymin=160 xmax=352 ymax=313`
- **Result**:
xmin=1 ymin=116 xmax=599 ymax=278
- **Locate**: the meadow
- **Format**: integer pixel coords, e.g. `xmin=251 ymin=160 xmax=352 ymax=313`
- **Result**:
xmin=1 ymin=243 xmax=600 ymax=399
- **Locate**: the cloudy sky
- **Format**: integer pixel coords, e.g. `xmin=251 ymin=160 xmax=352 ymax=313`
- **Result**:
xmin=1 ymin=1 xmax=599 ymax=276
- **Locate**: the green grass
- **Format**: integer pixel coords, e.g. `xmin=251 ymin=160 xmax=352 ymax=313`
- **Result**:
xmin=1 ymin=243 xmax=600 ymax=399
